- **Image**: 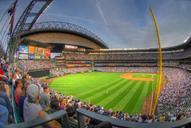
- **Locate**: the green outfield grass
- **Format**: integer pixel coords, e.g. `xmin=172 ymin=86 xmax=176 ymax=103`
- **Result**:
xmin=50 ymin=72 xmax=158 ymax=114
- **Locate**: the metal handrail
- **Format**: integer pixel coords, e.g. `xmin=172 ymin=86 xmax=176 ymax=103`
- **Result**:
xmin=77 ymin=108 xmax=191 ymax=128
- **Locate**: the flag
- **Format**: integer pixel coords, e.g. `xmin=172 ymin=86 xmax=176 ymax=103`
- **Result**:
xmin=8 ymin=0 xmax=18 ymax=34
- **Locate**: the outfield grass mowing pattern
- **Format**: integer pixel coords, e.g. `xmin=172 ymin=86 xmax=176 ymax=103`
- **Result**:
xmin=50 ymin=72 xmax=158 ymax=114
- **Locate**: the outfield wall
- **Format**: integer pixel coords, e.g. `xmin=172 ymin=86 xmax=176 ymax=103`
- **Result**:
xmin=28 ymin=69 xmax=50 ymax=78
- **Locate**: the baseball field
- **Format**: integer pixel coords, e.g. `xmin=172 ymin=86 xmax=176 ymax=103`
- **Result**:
xmin=50 ymin=72 xmax=158 ymax=114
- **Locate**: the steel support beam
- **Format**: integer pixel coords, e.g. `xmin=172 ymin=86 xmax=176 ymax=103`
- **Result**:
xmin=13 ymin=0 xmax=53 ymax=35
xmin=7 ymin=0 xmax=53 ymax=62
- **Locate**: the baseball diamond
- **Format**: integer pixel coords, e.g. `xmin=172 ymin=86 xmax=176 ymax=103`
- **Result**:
xmin=50 ymin=72 xmax=158 ymax=114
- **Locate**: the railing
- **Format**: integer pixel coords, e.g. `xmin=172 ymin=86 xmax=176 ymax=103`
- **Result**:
xmin=4 ymin=104 xmax=191 ymax=128
xmin=5 ymin=110 xmax=70 ymax=128
xmin=77 ymin=108 xmax=191 ymax=128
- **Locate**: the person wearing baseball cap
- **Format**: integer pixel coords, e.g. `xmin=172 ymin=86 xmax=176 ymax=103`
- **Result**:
xmin=23 ymin=84 xmax=47 ymax=122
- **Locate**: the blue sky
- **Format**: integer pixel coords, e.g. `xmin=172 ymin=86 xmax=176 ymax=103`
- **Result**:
xmin=0 ymin=0 xmax=191 ymax=48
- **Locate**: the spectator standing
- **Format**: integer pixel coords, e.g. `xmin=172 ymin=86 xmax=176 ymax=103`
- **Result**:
xmin=14 ymin=79 xmax=23 ymax=106
xmin=39 ymin=84 xmax=50 ymax=111
xmin=0 ymin=105 xmax=8 ymax=128
xmin=23 ymin=84 xmax=47 ymax=121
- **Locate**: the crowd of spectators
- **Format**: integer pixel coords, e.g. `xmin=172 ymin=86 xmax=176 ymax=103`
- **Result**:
xmin=0 ymin=57 xmax=64 ymax=127
xmin=47 ymin=67 xmax=191 ymax=124
xmin=2 ymin=56 xmax=191 ymax=127
xmin=158 ymin=68 xmax=191 ymax=121
xmin=94 ymin=67 xmax=191 ymax=122
xmin=0 ymin=57 xmax=14 ymax=127
xmin=179 ymin=64 xmax=191 ymax=70
xmin=0 ymin=57 xmax=113 ymax=128
xmin=50 ymin=67 xmax=91 ymax=76
xmin=17 ymin=60 xmax=55 ymax=71
xmin=63 ymin=52 xmax=158 ymax=60
xmin=94 ymin=67 xmax=157 ymax=73
xmin=62 ymin=51 xmax=187 ymax=61
xmin=39 ymin=66 xmax=191 ymax=123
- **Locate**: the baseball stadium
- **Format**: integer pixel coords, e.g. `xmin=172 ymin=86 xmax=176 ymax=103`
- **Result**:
xmin=0 ymin=0 xmax=191 ymax=128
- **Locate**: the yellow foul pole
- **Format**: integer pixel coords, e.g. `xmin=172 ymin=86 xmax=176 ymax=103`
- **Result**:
xmin=149 ymin=7 xmax=163 ymax=115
